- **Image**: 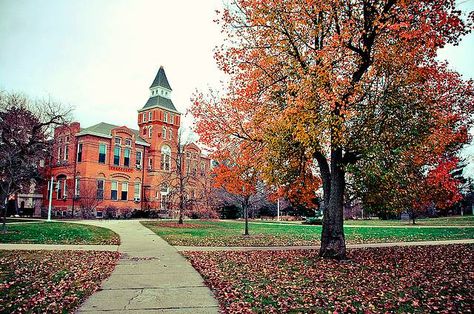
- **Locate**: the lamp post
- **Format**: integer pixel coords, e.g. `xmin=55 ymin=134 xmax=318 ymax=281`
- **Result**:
xmin=277 ymin=198 xmax=280 ymax=221
xmin=47 ymin=177 xmax=53 ymax=222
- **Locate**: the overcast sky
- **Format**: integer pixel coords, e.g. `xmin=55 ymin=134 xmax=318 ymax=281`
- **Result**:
xmin=1 ymin=0 xmax=474 ymax=172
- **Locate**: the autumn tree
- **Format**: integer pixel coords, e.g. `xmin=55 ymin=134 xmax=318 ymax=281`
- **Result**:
xmin=192 ymin=1 xmax=474 ymax=259
xmin=212 ymin=146 xmax=259 ymax=235
xmin=0 ymin=92 xmax=70 ymax=232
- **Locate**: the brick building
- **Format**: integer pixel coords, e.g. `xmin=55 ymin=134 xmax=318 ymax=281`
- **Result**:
xmin=43 ymin=67 xmax=212 ymax=218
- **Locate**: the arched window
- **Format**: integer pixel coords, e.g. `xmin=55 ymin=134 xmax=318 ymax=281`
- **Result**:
xmin=56 ymin=175 xmax=67 ymax=200
xmin=161 ymin=145 xmax=171 ymax=171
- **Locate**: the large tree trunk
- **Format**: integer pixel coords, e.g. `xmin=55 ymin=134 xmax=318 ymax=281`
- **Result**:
xmin=178 ymin=197 xmax=184 ymax=224
xmin=319 ymin=148 xmax=347 ymax=260
xmin=243 ymin=197 xmax=249 ymax=236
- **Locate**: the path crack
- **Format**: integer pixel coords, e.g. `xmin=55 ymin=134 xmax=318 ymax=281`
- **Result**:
xmin=124 ymin=288 xmax=144 ymax=310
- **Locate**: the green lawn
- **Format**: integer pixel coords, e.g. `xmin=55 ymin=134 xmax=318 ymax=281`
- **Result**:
xmin=142 ymin=220 xmax=474 ymax=247
xmin=0 ymin=222 xmax=120 ymax=245
xmin=344 ymin=215 xmax=474 ymax=226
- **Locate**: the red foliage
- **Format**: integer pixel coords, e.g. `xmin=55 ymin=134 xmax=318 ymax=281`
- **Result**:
xmin=212 ymin=163 xmax=257 ymax=198
xmin=419 ymin=158 xmax=463 ymax=210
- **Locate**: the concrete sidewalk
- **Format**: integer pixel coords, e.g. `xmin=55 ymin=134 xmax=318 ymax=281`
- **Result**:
xmin=175 ymin=238 xmax=474 ymax=252
xmin=76 ymin=220 xmax=219 ymax=313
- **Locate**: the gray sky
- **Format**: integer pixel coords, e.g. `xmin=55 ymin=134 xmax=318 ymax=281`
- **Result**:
xmin=0 ymin=0 xmax=224 ymax=131
xmin=1 ymin=0 xmax=473 ymax=172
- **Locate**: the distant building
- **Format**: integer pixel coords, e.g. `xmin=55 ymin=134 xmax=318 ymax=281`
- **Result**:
xmin=43 ymin=67 xmax=211 ymax=218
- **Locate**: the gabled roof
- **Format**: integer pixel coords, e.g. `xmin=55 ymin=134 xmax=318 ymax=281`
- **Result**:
xmin=150 ymin=66 xmax=172 ymax=90
xmin=140 ymin=95 xmax=179 ymax=113
xmin=76 ymin=122 xmax=150 ymax=146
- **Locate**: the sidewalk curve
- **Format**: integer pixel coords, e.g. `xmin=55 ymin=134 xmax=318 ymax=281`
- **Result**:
xmin=76 ymin=220 xmax=219 ymax=313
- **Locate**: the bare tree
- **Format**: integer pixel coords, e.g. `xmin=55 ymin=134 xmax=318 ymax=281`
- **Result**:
xmin=0 ymin=92 xmax=71 ymax=232
xmin=158 ymin=131 xmax=217 ymax=224
xmin=77 ymin=178 xmax=103 ymax=218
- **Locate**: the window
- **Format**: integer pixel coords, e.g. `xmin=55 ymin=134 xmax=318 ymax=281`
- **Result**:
xmin=56 ymin=178 xmax=67 ymax=199
xmin=115 ymin=137 xmax=122 ymax=145
xmin=97 ymin=179 xmax=104 ymax=200
xmin=136 ymin=151 xmax=142 ymax=168
xmin=125 ymin=138 xmax=132 ymax=146
xmin=148 ymin=157 xmax=153 ymax=170
xmin=169 ymin=129 xmax=172 ymax=140
xmin=58 ymin=147 xmax=62 ymax=162
xmin=142 ymin=113 xmax=146 ymax=122
xmin=121 ymin=182 xmax=128 ymax=200
xmin=56 ymin=181 xmax=62 ymax=200
xmin=134 ymin=182 xmax=141 ymax=199
xmin=160 ymin=185 xmax=169 ymax=210
xmin=148 ymin=111 xmax=152 ymax=121
xmin=111 ymin=181 xmax=118 ymax=200
xmin=170 ymin=114 xmax=174 ymax=124
xmin=99 ymin=143 xmax=107 ymax=163
xmin=162 ymin=127 xmax=166 ymax=139
xmin=161 ymin=145 xmax=171 ymax=171
xmin=124 ymin=148 xmax=131 ymax=167
xmin=148 ymin=126 xmax=153 ymax=138
xmin=74 ymin=178 xmax=80 ymax=197
xmin=65 ymin=136 xmax=70 ymax=143
xmin=58 ymin=137 xmax=62 ymax=144
xmin=160 ymin=184 xmax=169 ymax=193
xmin=186 ymin=155 xmax=191 ymax=174
xmin=77 ymin=143 xmax=83 ymax=162
xmin=64 ymin=145 xmax=69 ymax=160
xmin=113 ymin=146 xmax=120 ymax=166
xmin=164 ymin=112 xmax=168 ymax=123
xmin=201 ymin=162 xmax=206 ymax=175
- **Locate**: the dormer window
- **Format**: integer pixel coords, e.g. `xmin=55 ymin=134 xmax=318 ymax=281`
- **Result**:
xmin=125 ymin=139 xmax=132 ymax=146
xmin=115 ymin=137 xmax=122 ymax=145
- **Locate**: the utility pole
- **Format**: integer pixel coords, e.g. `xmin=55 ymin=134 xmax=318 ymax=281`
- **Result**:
xmin=47 ymin=177 xmax=53 ymax=222
xmin=277 ymin=198 xmax=280 ymax=221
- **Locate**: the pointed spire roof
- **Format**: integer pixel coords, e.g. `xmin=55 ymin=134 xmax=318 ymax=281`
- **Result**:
xmin=150 ymin=66 xmax=172 ymax=90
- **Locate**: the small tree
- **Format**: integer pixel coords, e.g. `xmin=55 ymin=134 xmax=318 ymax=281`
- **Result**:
xmin=0 ymin=92 xmax=70 ymax=232
xmin=212 ymin=159 xmax=258 ymax=235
